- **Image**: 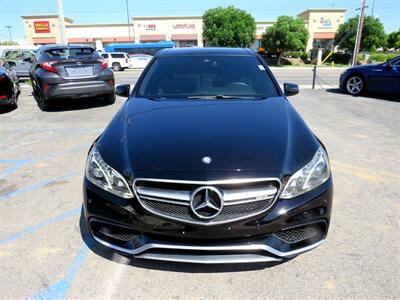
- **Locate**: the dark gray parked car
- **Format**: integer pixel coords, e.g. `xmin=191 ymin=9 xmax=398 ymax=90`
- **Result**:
xmin=30 ymin=44 xmax=115 ymax=111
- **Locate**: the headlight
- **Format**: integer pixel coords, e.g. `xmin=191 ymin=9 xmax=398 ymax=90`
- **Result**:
xmin=280 ymin=146 xmax=330 ymax=199
xmin=85 ymin=147 xmax=133 ymax=198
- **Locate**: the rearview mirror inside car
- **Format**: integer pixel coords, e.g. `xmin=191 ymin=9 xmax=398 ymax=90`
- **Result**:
xmin=283 ymin=82 xmax=299 ymax=97
xmin=115 ymin=84 xmax=131 ymax=97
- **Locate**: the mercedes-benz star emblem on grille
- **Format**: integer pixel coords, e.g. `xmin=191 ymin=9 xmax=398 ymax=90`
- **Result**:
xmin=202 ymin=156 xmax=212 ymax=164
xmin=190 ymin=186 xmax=223 ymax=220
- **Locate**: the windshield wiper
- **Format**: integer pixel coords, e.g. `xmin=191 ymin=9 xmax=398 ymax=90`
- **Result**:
xmin=187 ymin=95 xmax=268 ymax=100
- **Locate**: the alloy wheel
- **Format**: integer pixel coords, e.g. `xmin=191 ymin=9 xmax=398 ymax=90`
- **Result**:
xmin=346 ymin=76 xmax=364 ymax=95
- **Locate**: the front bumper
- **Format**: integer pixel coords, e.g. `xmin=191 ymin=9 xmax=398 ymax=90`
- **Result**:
xmin=83 ymin=177 xmax=333 ymax=264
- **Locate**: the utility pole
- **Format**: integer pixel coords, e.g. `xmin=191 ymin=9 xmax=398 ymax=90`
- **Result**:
xmin=352 ymin=0 xmax=367 ymax=66
xmin=371 ymin=0 xmax=376 ymax=16
xmin=57 ymin=0 xmax=67 ymax=44
xmin=125 ymin=0 xmax=131 ymax=41
xmin=5 ymin=26 xmax=13 ymax=42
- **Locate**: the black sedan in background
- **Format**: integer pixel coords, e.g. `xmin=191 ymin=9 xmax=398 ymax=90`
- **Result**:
xmin=0 ymin=59 xmax=20 ymax=109
xmin=30 ymin=44 xmax=115 ymax=111
xmin=83 ymin=48 xmax=333 ymax=264
xmin=340 ymin=55 xmax=400 ymax=97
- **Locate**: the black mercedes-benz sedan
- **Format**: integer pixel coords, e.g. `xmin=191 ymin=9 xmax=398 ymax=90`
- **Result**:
xmin=0 ymin=59 xmax=20 ymax=109
xmin=83 ymin=48 xmax=333 ymax=264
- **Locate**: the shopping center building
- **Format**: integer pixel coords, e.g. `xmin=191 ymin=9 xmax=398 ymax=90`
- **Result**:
xmin=21 ymin=8 xmax=346 ymax=51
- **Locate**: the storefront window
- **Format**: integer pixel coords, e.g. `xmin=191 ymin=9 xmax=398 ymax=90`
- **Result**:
xmin=177 ymin=41 xmax=198 ymax=48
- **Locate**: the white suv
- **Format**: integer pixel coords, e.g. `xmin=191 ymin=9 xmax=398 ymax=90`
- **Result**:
xmin=101 ymin=52 xmax=129 ymax=71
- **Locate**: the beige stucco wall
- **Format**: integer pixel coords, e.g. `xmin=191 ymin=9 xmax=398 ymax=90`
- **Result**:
xmin=22 ymin=9 xmax=346 ymax=51
xmin=298 ymin=9 xmax=346 ymax=51
xmin=133 ymin=16 xmax=203 ymax=46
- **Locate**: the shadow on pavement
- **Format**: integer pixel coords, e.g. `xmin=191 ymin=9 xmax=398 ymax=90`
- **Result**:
xmin=79 ymin=208 xmax=290 ymax=272
xmin=326 ymin=88 xmax=400 ymax=102
xmin=0 ymin=106 xmax=17 ymax=114
xmin=32 ymin=92 xmax=113 ymax=112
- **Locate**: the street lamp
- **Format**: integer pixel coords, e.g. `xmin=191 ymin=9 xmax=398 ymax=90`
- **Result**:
xmin=5 ymin=26 xmax=13 ymax=43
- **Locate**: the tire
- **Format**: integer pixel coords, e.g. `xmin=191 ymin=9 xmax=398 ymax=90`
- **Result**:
xmin=10 ymin=97 xmax=18 ymax=109
xmin=103 ymin=93 xmax=116 ymax=104
xmin=345 ymin=74 xmax=365 ymax=96
xmin=37 ymin=91 xmax=51 ymax=111
xmin=112 ymin=63 xmax=122 ymax=72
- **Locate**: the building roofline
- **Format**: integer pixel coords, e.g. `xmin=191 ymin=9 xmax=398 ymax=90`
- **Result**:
xmin=132 ymin=16 xmax=203 ymax=20
xmin=21 ymin=14 xmax=73 ymax=23
xmin=67 ymin=23 xmax=133 ymax=28
xmin=256 ymin=21 xmax=275 ymax=24
xmin=297 ymin=8 xmax=347 ymax=16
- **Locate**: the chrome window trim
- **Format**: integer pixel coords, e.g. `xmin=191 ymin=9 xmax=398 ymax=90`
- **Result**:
xmin=132 ymin=177 xmax=281 ymax=226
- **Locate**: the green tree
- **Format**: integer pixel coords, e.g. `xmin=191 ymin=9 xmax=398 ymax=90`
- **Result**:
xmin=387 ymin=29 xmax=400 ymax=49
xmin=203 ymin=6 xmax=256 ymax=47
xmin=335 ymin=16 xmax=386 ymax=52
xmin=261 ymin=16 xmax=308 ymax=65
xmin=0 ymin=41 xmax=19 ymax=46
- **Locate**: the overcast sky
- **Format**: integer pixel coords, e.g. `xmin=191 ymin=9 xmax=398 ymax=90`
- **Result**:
xmin=0 ymin=0 xmax=398 ymax=42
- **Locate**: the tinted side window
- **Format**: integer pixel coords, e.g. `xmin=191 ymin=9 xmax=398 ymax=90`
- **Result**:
xmin=101 ymin=54 xmax=108 ymax=58
xmin=111 ymin=54 xmax=125 ymax=58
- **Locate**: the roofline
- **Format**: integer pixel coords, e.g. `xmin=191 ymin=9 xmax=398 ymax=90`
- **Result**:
xmin=256 ymin=21 xmax=275 ymax=24
xmin=67 ymin=23 xmax=133 ymax=28
xmin=297 ymin=8 xmax=347 ymax=16
xmin=21 ymin=14 xmax=73 ymax=23
xmin=132 ymin=16 xmax=203 ymax=20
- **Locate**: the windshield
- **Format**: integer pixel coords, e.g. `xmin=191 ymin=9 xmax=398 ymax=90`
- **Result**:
xmin=43 ymin=47 xmax=100 ymax=61
xmin=137 ymin=55 xmax=279 ymax=99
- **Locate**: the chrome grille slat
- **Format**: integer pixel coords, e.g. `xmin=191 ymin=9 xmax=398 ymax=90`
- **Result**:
xmin=134 ymin=177 xmax=280 ymax=225
xmin=136 ymin=186 xmax=190 ymax=202
xmin=140 ymin=195 xmax=190 ymax=206
xmin=223 ymin=187 xmax=277 ymax=201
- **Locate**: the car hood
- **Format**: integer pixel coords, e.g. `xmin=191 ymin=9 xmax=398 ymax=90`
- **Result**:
xmin=97 ymin=97 xmax=319 ymax=178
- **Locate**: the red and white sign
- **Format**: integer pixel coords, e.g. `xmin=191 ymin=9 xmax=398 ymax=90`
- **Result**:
xmin=144 ymin=24 xmax=156 ymax=30
xmin=34 ymin=21 xmax=50 ymax=33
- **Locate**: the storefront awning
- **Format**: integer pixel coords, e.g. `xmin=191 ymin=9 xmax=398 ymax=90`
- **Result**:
xmin=313 ymin=32 xmax=335 ymax=39
xmin=32 ymin=37 xmax=56 ymax=44
xmin=171 ymin=34 xmax=198 ymax=41
xmin=140 ymin=34 xmax=166 ymax=42
xmin=101 ymin=37 xmax=132 ymax=42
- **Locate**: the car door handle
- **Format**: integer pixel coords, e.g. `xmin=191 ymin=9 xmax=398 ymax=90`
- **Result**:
xmin=371 ymin=69 xmax=382 ymax=72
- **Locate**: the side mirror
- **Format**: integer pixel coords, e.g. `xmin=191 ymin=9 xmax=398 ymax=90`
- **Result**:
xmin=115 ymin=84 xmax=131 ymax=97
xmin=283 ymin=82 xmax=299 ymax=97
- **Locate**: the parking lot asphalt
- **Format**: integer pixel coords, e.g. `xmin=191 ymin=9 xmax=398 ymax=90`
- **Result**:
xmin=1 ymin=69 xmax=399 ymax=299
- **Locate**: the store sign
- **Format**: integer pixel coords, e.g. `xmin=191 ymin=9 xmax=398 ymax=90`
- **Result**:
xmin=319 ymin=17 xmax=332 ymax=29
xmin=34 ymin=21 xmax=50 ymax=33
xmin=144 ymin=24 xmax=156 ymax=30
xmin=173 ymin=24 xmax=195 ymax=29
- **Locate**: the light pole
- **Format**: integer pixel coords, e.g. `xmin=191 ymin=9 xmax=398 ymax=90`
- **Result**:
xmin=5 ymin=26 xmax=13 ymax=43
xmin=125 ymin=0 xmax=131 ymax=41
xmin=352 ymin=0 xmax=367 ymax=66
xmin=57 ymin=0 xmax=67 ymax=44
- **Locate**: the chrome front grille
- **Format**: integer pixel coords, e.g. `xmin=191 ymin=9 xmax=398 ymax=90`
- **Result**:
xmin=133 ymin=178 xmax=280 ymax=225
